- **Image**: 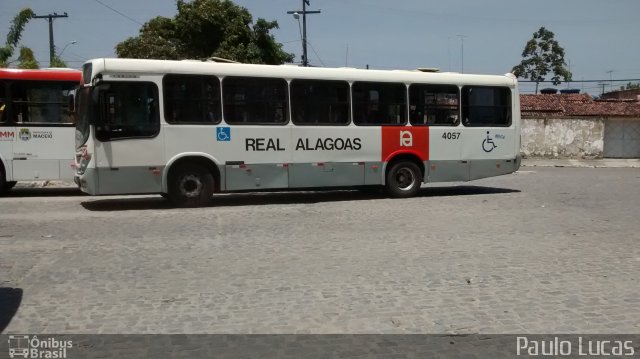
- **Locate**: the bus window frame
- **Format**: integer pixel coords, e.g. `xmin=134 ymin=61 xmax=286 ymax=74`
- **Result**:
xmin=351 ymin=81 xmax=408 ymax=126
xmin=163 ymin=74 xmax=223 ymax=125
xmin=0 ymin=79 xmax=78 ymax=127
xmin=94 ymin=81 xmax=161 ymax=142
xmin=461 ymin=85 xmax=512 ymax=127
xmin=290 ymin=78 xmax=351 ymax=126
xmin=408 ymin=84 xmax=460 ymax=127
xmin=222 ymin=76 xmax=289 ymax=126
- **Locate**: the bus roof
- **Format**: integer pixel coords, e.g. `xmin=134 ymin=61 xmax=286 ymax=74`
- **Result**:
xmin=0 ymin=68 xmax=82 ymax=82
xmin=87 ymin=58 xmax=518 ymax=88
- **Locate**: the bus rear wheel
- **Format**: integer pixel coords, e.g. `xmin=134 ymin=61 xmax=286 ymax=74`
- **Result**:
xmin=385 ymin=161 xmax=421 ymax=198
xmin=167 ymin=164 xmax=214 ymax=207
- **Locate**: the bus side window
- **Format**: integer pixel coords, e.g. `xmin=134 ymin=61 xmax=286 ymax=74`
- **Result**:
xmin=290 ymin=79 xmax=350 ymax=126
xmin=223 ymin=77 xmax=288 ymax=125
xmin=462 ymin=86 xmax=511 ymax=127
xmin=409 ymin=84 xmax=459 ymax=126
xmin=353 ymin=82 xmax=406 ymax=126
xmin=163 ymin=74 xmax=221 ymax=124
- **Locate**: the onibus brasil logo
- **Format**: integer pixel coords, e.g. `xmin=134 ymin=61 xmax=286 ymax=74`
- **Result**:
xmin=8 ymin=335 xmax=73 ymax=359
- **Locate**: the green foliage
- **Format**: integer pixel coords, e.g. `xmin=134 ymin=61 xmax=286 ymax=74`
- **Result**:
xmin=50 ymin=56 xmax=68 ymax=68
xmin=17 ymin=47 xmax=39 ymax=69
xmin=512 ymin=27 xmax=572 ymax=93
xmin=0 ymin=8 xmax=35 ymax=67
xmin=619 ymin=82 xmax=640 ymax=91
xmin=116 ymin=0 xmax=294 ymax=64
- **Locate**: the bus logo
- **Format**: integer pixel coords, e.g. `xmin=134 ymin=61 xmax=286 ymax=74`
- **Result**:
xmin=7 ymin=335 xmax=73 ymax=358
xmin=19 ymin=128 xmax=31 ymax=141
xmin=0 ymin=131 xmax=15 ymax=141
xmin=400 ymin=130 xmax=413 ymax=147
xmin=216 ymin=127 xmax=230 ymax=142
xmin=8 ymin=335 xmax=29 ymax=358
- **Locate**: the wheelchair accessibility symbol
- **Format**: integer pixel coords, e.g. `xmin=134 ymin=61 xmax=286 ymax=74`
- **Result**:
xmin=482 ymin=131 xmax=497 ymax=152
xmin=216 ymin=127 xmax=230 ymax=142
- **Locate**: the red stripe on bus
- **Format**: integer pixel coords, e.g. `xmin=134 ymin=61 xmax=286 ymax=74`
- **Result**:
xmin=380 ymin=126 xmax=429 ymax=162
xmin=0 ymin=68 xmax=82 ymax=82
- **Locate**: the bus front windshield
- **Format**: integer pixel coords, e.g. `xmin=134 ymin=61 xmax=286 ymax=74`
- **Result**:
xmin=75 ymin=86 xmax=92 ymax=148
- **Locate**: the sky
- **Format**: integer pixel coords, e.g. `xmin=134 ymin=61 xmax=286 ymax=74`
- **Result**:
xmin=1 ymin=0 xmax=639 ymax=94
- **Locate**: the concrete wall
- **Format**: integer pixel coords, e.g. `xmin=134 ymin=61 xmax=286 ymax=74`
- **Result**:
xmin=521 ymin=118 xmax=605 ymax=158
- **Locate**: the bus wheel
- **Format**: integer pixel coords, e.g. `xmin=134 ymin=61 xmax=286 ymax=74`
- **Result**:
xmin=0 ymin=170 xmax=12 ymax=195
xmin=385 ymin=161 xmax=421 ymax=198
xmin=167 ymin=164 xmax=214 ymax=207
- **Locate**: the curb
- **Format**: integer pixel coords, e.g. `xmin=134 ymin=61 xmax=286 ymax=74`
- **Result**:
xmin=521 ymin=159 xmax=640 ymax=168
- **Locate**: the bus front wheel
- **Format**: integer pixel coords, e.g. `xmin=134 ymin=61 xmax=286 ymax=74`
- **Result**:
xmin=0 ymin=169 xmax=15 ymax=195
xmin=385 ymin=161 xmax=421 ymax=198
xmin=167 ymin=164 xmax=214 ymax=207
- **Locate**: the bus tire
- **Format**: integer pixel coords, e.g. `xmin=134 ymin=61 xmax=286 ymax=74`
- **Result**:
xmin=0 ymin=170 xmax=6 ymax=195
xmin=0 ymin=169 xmax=13 ymax=195
xmin=385 ymin=161 xmax=421 ymax=198
xmin=167 ymin=164 xmax=214 ymax=207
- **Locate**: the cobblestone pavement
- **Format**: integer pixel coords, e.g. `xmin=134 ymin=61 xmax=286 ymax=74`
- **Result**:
xmin=1 ymin=167 xmax=639 ymax=334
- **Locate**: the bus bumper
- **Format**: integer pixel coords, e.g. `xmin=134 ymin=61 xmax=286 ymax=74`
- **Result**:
xmin=74 ymin=168 xmax=98 ymax=195
xmin=514 ymin=153 xmax=522 ymax=172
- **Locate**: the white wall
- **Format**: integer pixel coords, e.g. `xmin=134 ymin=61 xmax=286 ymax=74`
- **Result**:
xmin=521 ymin=118 xmax=604 ymax=158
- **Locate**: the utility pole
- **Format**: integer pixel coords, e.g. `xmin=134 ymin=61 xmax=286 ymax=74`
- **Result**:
xmin=456 ymin=34 xmax=468 ymax=73
xmin=606 ymin=70 xmax=614 ymax=92
xmin=34 ymin=12 xmax=68 ymax=65
xmin=287 ymin=1 xmax=321 ymax=67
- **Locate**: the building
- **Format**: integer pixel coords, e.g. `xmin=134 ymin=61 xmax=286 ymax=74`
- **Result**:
xmin=520 ymin=93 xmax=640 ymax=158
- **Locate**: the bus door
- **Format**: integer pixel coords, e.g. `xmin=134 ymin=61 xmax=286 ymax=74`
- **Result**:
xmin=10 ymin=81 xmax=76 ymax=181
xmin=92 ymin=81 xmax=164 ymax=194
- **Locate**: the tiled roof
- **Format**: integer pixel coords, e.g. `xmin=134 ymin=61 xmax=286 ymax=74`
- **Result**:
xmin=520 ymin=94 xmax=640 ymax=118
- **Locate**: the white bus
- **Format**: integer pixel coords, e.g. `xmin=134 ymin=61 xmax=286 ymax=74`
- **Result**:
xmin=74 ymin=58 xmax=521 ymax=207
xmin=0 ymin=68 xmax=82 ymax=194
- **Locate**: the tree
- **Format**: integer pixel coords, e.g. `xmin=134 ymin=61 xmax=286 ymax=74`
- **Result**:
xmin=620 ymin=82 xmax=640 ymax=91
xmin=0 ymin=8 xmax=35 ymax=67
xmin=512 ymin=27 xmax=572 ymax=94
xmin=17 ymin=47 xmax=39 ymax=69
xmin=116 ymin=0 xmax=294 ymax=64
xmin=49 ymin=56 xmax=68 ymax=68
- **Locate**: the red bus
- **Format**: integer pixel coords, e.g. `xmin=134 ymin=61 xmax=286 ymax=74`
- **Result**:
xmin=0 ymin=68 xmax=82 ymax=193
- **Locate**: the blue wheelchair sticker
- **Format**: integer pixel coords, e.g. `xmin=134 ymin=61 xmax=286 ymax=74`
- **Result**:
xmin=216 ymin=127 xmax=231 ymax=142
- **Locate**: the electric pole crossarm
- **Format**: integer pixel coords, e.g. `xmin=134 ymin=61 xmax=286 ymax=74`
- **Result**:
xmin=33 ymin=12 xmax=69 ymax=64
xmin=286 ymin=0 xmax=321 ymax=67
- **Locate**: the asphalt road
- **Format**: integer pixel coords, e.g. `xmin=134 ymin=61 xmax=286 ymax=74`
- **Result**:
xmin=1 ymin=167 xmax=639 ymax=334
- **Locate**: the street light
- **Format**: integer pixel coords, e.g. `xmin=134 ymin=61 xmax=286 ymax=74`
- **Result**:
xmin=57 ymin=40 xmax=77 ymax=58
xmin=286 ymin=0 xmax=321 ymax=67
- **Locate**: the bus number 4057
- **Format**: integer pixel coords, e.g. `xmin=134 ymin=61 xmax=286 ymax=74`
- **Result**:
xmin=442 ymin=132 xmax=460 ymax=140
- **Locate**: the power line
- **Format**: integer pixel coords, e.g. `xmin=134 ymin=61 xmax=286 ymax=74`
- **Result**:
xmin=92 ymin=0 xmax=143 ymax=26
xmin=306 ymin=41 xmax=325 ymax=67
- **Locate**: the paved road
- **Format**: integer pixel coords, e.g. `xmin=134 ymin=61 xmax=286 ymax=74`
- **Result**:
xmin=1 ymin=167 xmax=639 ymax=334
